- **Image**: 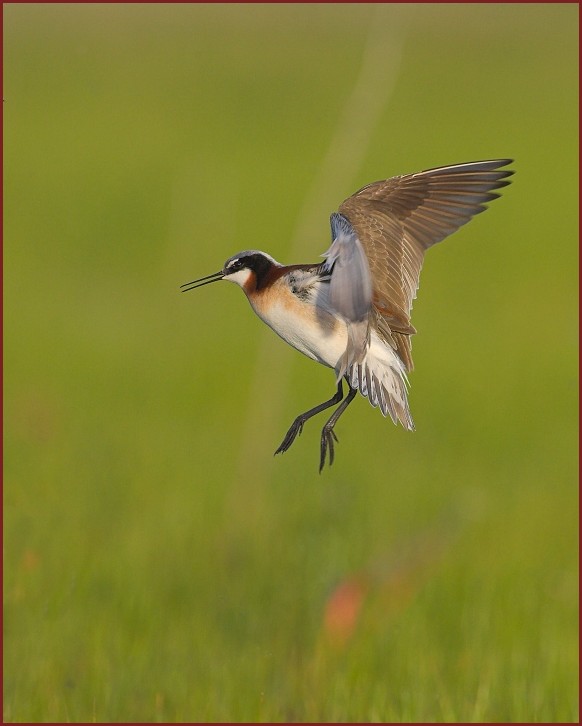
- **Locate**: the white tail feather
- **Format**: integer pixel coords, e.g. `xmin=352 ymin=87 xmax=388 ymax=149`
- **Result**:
xmin=347 ymin=336 xmax=415 ymax=431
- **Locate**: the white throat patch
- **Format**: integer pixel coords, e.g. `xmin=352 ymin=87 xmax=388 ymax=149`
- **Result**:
xmin=224 ymin=268 xmax=253 ymax=288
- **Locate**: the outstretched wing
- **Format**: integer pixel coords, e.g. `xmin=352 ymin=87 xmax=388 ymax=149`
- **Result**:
xmin=338 ymin=159 xmax=514 ymax=369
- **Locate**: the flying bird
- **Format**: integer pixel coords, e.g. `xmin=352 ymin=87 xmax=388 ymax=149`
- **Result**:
xmin=181 ymin=159 xmax=513 ymax=471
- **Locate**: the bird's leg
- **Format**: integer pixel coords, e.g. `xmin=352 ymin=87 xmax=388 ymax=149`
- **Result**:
xmin=319 ymin=383 xmax=357 ymax=472
xmin=274 ymin=381 xmax=345 ymax=457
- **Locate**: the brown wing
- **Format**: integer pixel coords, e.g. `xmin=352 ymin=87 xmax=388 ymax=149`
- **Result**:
xmin=338 ymin=159 xmax=514 ymax=369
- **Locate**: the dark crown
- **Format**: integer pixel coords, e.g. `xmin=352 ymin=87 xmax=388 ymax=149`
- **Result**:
xmin=223 ymin=250 xmax=275 ymax=289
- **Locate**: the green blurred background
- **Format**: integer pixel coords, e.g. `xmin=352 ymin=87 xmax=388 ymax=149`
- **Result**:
xmin=4 ymin=3 xmax=578 ymax=722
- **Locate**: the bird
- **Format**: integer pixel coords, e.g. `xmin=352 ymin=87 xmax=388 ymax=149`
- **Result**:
xmin=181 ymin=159 xmax=513 ymax=472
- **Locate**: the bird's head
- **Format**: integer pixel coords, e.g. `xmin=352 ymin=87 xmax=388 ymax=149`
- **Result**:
xmin=181 ymin=250 xmax=279 ymax=294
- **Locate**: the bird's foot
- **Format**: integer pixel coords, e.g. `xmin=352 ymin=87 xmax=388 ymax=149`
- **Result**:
xmin=274 ymin=417 xmax=305 ymax=456
xmin=319 ymin=427 xmax=339 ymax=473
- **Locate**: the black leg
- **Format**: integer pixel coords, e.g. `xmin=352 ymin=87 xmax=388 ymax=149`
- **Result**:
xmin=319 ymin=384 xmax=357 ymax=473
xmin=274 ymin=381 xmax=345 ymax=457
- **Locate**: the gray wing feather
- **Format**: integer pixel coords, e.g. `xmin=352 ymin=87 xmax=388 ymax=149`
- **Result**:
xmin=322 ymin=213 xmax=373 ymax=380
xmin=323 ymin=213 xmax=372 ymax=322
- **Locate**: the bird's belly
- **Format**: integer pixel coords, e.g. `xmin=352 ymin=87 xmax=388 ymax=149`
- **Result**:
xmin=251 ymin=296 xmax=347 ymax=369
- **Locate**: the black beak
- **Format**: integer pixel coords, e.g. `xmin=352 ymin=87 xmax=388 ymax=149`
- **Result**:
xmin=180 ymin=271 xmax=224 ymax=292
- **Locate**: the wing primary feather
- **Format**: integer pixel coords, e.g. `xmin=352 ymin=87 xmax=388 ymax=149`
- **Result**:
xmin=335 ymin=159 xmax=513 ymax=372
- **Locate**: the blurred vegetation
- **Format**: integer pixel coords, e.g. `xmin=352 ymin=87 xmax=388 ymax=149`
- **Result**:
xmin=4 ymin=4 xmax=578 ymax=722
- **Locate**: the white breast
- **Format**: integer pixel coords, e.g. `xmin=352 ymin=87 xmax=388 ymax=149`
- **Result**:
xmin=249 ymin=282 xmax=348 ymax=368
xmin=246 ymin=276 xmax=414 ymax=430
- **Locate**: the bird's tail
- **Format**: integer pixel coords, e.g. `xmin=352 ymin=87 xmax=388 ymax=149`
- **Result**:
xmin=346 ymin=345 xmax=415 ymax=431
xmin=334 ymin=319 xmax=370 ymax=382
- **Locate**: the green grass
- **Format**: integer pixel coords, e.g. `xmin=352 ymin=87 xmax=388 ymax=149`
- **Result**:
xmin=4 ymin=4 xmax=578 ymax=722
